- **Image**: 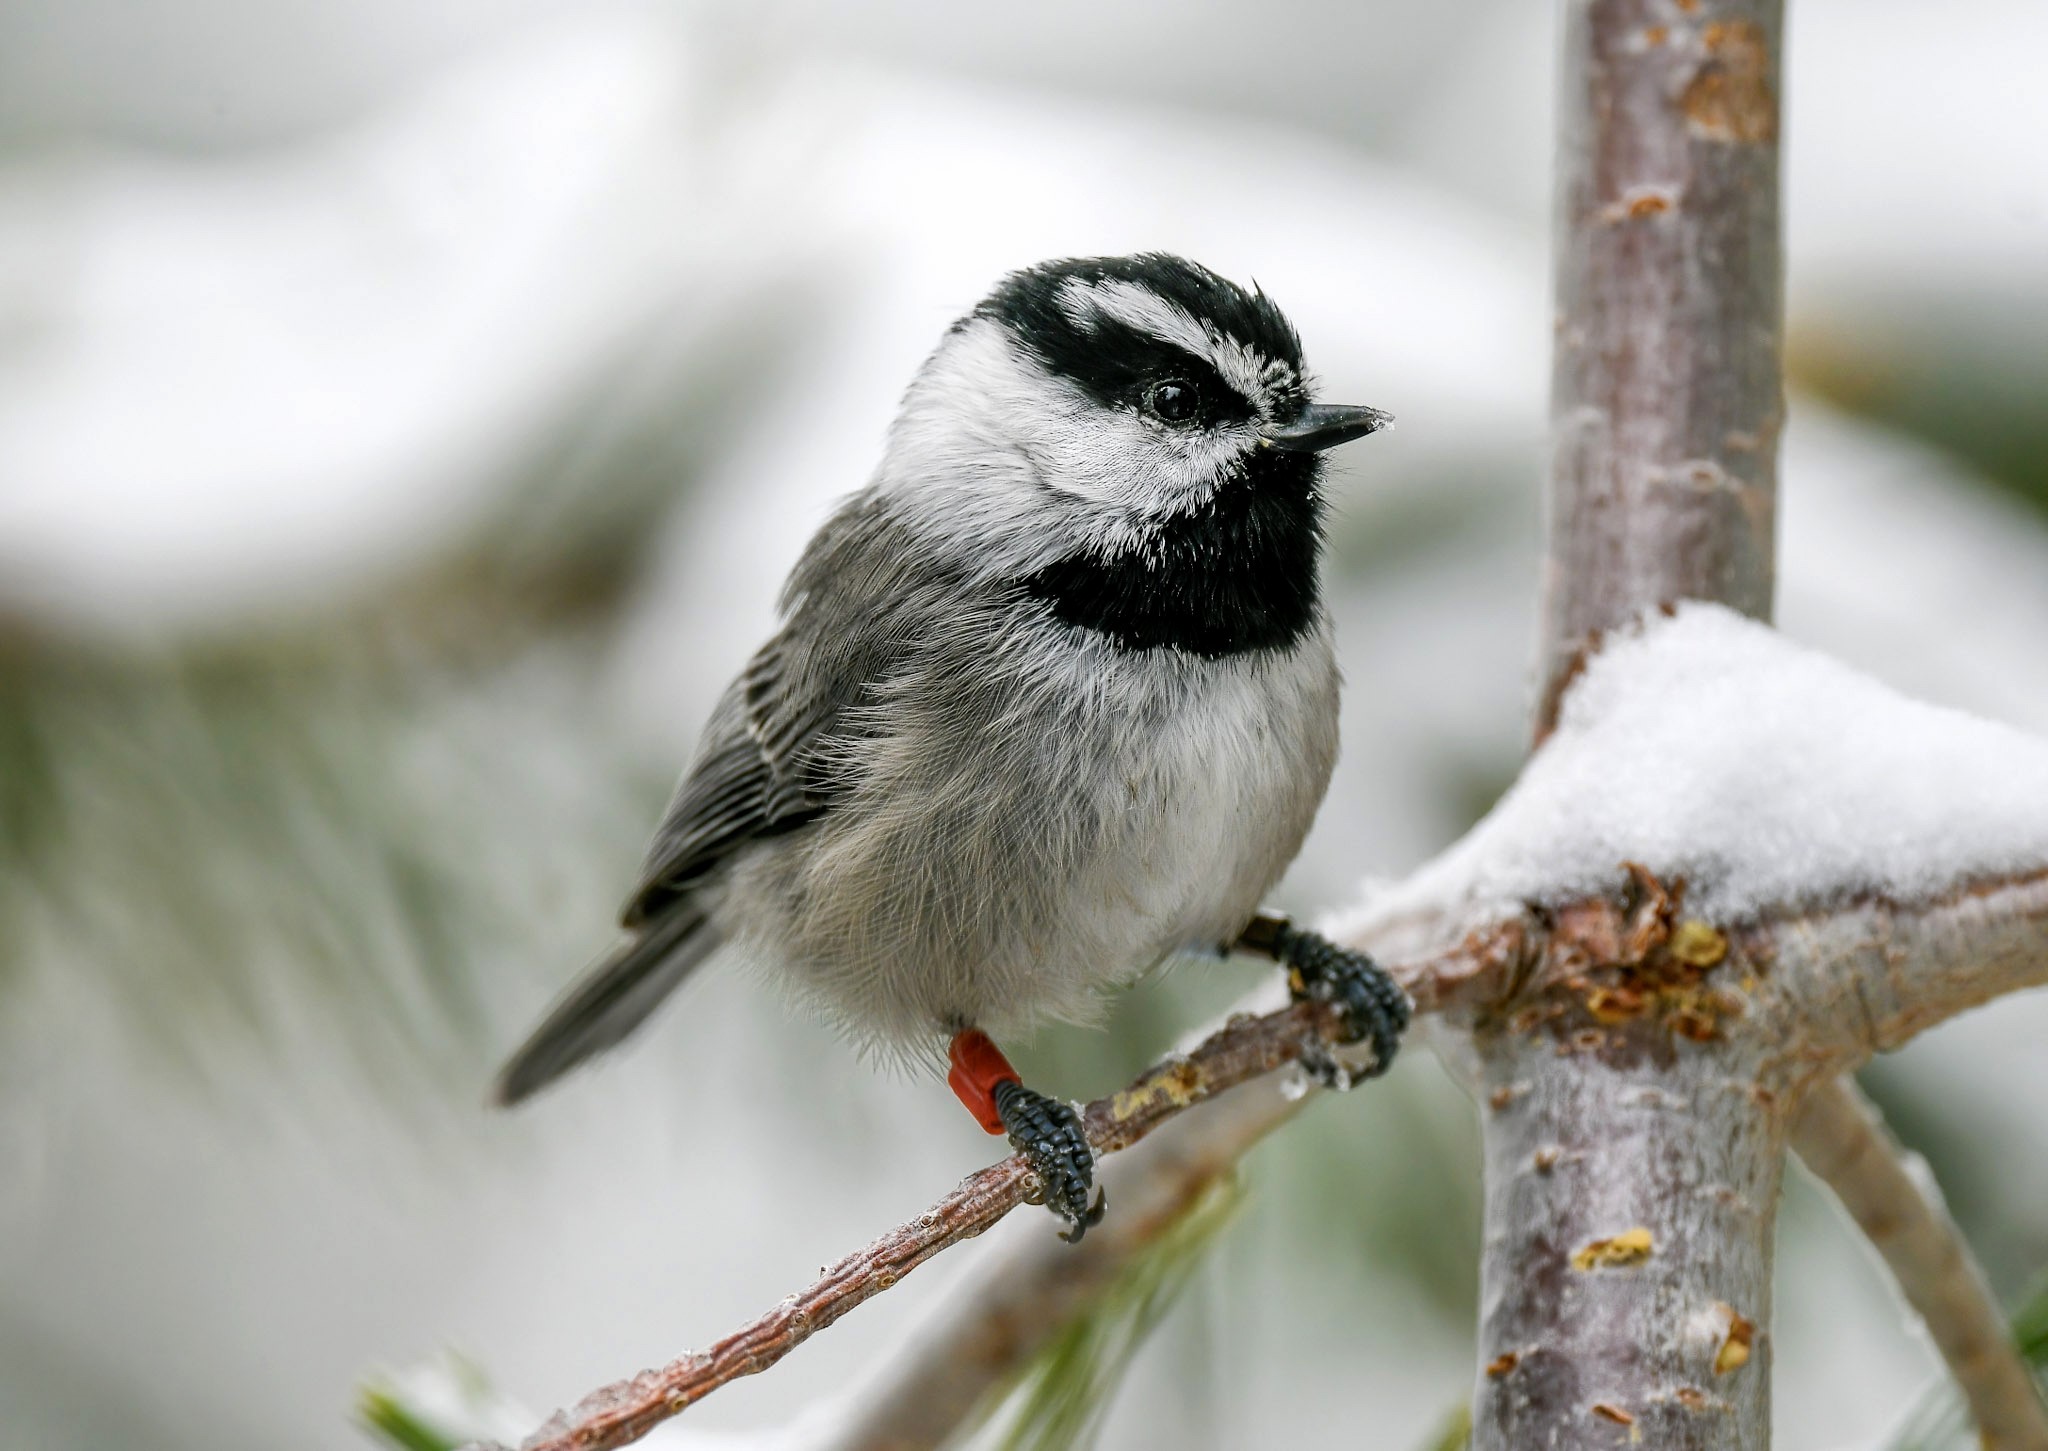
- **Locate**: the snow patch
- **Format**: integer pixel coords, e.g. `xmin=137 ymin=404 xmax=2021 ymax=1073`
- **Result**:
xmin=1350 ymin=604 xmax=2048 ymax=927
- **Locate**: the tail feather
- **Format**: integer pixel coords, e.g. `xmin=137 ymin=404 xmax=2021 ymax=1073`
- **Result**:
xmin=491 ymin=906 xmax=719 ymax=1107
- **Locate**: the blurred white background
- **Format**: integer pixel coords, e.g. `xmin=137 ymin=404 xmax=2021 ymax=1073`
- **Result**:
xmin=2 ymin=3 xmax=2046 ymax=1448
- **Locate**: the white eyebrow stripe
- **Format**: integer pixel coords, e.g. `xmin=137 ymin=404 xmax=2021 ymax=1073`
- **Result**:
xmin=1057 ymin=277 xmax=1278 ymax=406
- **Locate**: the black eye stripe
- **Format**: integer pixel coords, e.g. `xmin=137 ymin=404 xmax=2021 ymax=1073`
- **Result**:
xmin=1004 ymin=307 xmax=1259 ymax=425
xmin=977 ymin=252 xmax=1305 ymax=370
xmin=972 ymin=254 xmax=1300 ymax=430
xmin=1084 ymin=319 xmax=1243 ymax=408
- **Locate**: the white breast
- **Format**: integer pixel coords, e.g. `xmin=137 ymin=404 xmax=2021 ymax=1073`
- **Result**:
xmin=726 ymin=617 xmax=1341 ymax=1053
xmin=1083 ymin=629 xmax=1341 ymax=960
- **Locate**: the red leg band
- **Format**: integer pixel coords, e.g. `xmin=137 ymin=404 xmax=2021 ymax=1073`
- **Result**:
xmin=947 ymin=1029 xmax=1021 ymax=1135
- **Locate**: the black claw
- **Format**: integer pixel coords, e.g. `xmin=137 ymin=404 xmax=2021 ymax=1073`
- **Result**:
xmin=1249 ymin=918 xmax=1412 ymax=1088
xmin=994 ymin=1080 xmax=1106 ymax=1243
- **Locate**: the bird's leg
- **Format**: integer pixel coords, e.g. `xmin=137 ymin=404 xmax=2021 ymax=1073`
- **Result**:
xmin=1234 ymin=912 xmax=1411 ymax=1089
xmin=947 ymin=1029 xmax=1105 ymax=1243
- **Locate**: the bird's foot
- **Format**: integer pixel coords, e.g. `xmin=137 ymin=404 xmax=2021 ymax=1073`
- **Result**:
xmin=1238 ymin=914 xmax=1411 ymax=1090
xmin=947 ymin=1029 xmax=1104 ymax=1242
xmin=995 ymin=1080 xmax=1105 ymax=1243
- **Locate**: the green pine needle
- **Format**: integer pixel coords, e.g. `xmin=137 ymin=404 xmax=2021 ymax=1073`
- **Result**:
xmin=357 ymin=1385 xmax=465 ymax=1451
xmin=356 ymin=1352 xmax=528 ymax=1451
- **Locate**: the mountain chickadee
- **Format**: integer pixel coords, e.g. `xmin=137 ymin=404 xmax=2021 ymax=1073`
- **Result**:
xmin=493 ymin=254 xmax=1410 ymax=1240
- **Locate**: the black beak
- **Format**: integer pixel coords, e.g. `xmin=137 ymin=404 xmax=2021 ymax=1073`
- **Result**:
xmin=1262 ymin=403 xmax=1393 ymax=453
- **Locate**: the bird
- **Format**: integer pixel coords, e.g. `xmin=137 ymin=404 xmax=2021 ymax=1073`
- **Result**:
xmin=492 ymin=253 xmax=1410 ymax=1240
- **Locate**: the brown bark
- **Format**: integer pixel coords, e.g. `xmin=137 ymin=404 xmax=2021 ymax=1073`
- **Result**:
xmin=1792 ymin=1078 xmax=2048 ymax=1451
xmin=1536 ymin=0 xmax=1784 ymax=739
xmin=1528 ymin=7 xmax=2046 ymax=1440
xmin=1492 ymin=1 xmax=1787 ymax=1442
xmin=817 ymin=1078 xmax=1306 ymax=1451
xmin=1473 ymin=1024 xmax=1785 ymax=1446
xmin=1460 ymin=868 xmax=2048 ymax=1449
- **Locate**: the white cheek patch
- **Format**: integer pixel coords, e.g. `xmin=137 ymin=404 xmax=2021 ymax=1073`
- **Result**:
xmin=1060 ymin=410 xmax=1247 ymax=523
xmin=1057 ymin=277 xmax=1295 ymax=412
xmin=882 ymin=315 xmax=1268 ymax=570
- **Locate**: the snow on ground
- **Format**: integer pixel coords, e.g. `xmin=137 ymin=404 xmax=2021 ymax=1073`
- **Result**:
xmin=1350 ymin=603 xmax=2048 ymax=927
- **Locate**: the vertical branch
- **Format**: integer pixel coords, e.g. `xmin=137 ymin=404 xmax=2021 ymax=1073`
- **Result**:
xmin=1476 ymin=1 xmax=1787 ymax=1445
xmin=1536 ymin=0 xmax=1784 ymax=738
xmin=1475 ymin=1031 xmax=1785 ymax=1447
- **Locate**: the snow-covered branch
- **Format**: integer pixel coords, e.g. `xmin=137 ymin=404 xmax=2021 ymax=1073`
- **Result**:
xmin=1348 ymin=603 xmax=2048 ymax=1064
xmin=1501 ymin=7 xmax=2048 ymax=1439
xmin=1792 ymin=1077 xmax=2048 ymax=1451
xmin=1341 ymin=604 xmax=2048 ymax=1450
xmin=1489 ymin=1 xmax=1789 ymax=1439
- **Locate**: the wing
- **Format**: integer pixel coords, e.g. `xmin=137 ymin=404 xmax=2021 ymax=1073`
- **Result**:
xmin=620 ymin=635 xmax=838 ymax=926
xmin=619 ymin=493 xmax=933 ymax=928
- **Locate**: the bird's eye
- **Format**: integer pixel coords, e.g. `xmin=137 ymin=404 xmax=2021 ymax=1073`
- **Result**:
xmin=1144 ymin=379 xmax=1199 ymax=424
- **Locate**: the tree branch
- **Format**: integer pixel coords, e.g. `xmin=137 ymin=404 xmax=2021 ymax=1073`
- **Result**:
xmin=1792 ymin=1077 xmax=2048 ymax=1451
xmin=1447 ymin=860 xmax=2048 ymax=1449
xmin=1752 ymin=869 xmax=2048 ymax=1069
xmin=483 ymin=924 xmax=1526 ymax=1451
xmin=813 ymin=1071 xmax=1307 ymax=1451
xmin=1536 ymin=0 xmax=1783 ymax=739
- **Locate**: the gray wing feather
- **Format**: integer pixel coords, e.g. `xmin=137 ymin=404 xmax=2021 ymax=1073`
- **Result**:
xmin=620 ymin=637 xmax=841 ymax=926
xmin=491 ymin=491 xmax=937 ymax=1105
xmin=623 ymin=490 xmax=936 ymax=926
xmin=490 ymin=634 xmax=854 ymax=1104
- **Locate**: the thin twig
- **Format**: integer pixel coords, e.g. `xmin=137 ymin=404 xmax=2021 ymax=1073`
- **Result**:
xmin=482 ymin=925 xmax=1526 ymax=1451
xmin=816 ymin=1072 xmax=1306 ymax=1451
xmin=1792 ymin=1075 xmax=2048 ymax=1451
